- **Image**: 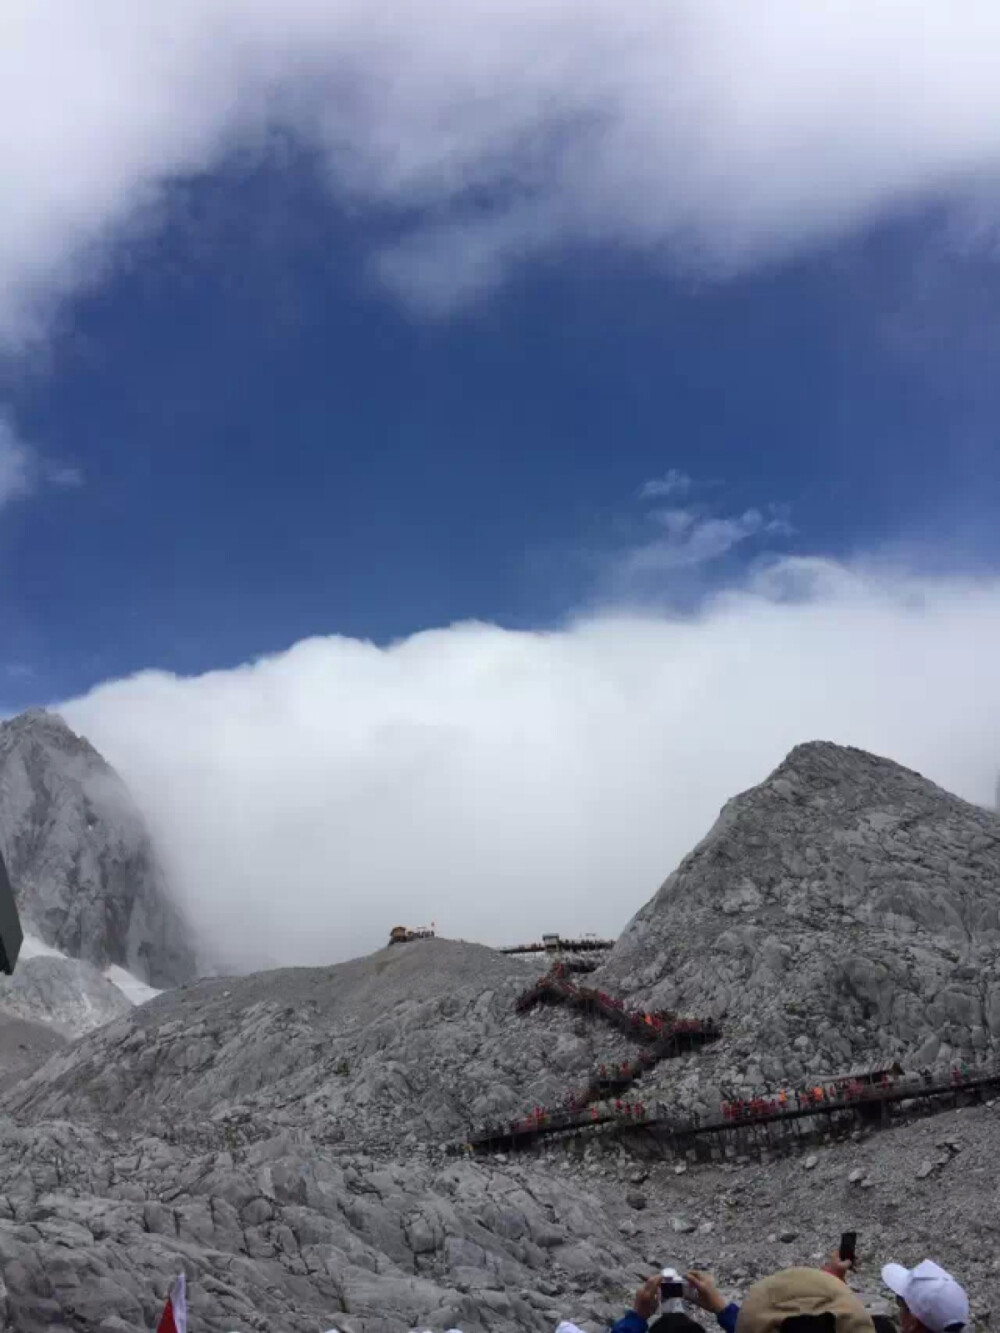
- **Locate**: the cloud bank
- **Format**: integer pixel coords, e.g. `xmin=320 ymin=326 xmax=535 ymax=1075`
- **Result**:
xmin=61 ymin=559 xmax=1000 ymax=974
xmin=5 ymin=1 xmax=1000 ymax=331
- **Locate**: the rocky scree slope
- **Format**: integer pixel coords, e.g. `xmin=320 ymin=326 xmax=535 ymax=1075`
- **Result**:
xmin=0 ymin=1106 xmax=654 ymax=1333
xmin=0 ymin=937 xmax=998 ymax=1331
xmin=0 ymin=710 xmax=196 ymax=988
xmin=597 ymin=742 xmax=1000 ymax=1112
xmin=4 ymin=939 xmax=630 ymax=1152
xmin=0 ymin=941 xmax=695 ymax=1333
xmin=538 ymin=1098 xmax=999 ymax=1330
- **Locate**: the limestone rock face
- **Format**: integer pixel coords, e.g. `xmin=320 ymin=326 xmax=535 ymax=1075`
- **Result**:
xmin=0 ymin=711 xmax=196 ymax=987
xmin=599 ymin=741 xmax=1000 ymax=1091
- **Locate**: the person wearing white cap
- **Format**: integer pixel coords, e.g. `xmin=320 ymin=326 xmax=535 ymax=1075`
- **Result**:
xmin=881 ymin=1260 xmax=970 ymax=1333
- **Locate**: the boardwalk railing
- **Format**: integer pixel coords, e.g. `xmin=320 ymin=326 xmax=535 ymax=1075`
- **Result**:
xmin=449 ymin=968 xmax=720 ymax=1155
xmin=450 ymin=958 xmax=1000 ymax=1158
xmin=455 ymin=1063 xmax=1000 ymax=1155
xmin=514 ymin=967 xmax=711 ymax=1047
xmin=499 ymin=938 xmax=615 ymax=955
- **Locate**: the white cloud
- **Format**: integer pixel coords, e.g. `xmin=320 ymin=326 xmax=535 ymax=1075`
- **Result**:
xmin=639 ymin=471 xmax=693 ymax=501
xmin=3 ymin=2 xmax=1000 ymax=328
xmin=648 ymin=508 xmax=771 ymax=567
xmin=605 ymin=502 xmax=793 ymax=596
xmin=46 ymin=465 xmax=84 ymax=490
xmin=0 ymin=414 xmax=83 ymax=508
xmin=60 ymin=559 xmax=1000 ymax=975
xmin=0 ymin=418 xmax=32 ymax=507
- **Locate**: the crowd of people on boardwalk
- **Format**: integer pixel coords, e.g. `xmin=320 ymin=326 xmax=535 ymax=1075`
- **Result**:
xmin=719 ymin=1076 xmax=890 ymax=1123
xmin=464 ymin=1058 xmax=989 ymax=1153
xmin=470 ymin=969 xmax=720 ymax=1149
xmin=490 ymin=966 xmax=990 ymax=1158
xmin=477 ymin=1097 xmax=651 ymax=1145
xmin=595 ymin=1243 xmax=970 ymax=1333
xmin=719 ymin=1064 xmax=978 ymax=1125
xmin=516 ymin=967 xmax=716 ymax=1047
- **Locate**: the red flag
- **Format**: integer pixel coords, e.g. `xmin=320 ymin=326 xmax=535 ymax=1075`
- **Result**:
xmin=156 ymin=1274 xmax=187 ymax=1333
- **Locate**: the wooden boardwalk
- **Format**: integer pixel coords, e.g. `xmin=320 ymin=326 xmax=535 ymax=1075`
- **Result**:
xmin=513 ymin=966 xmax=718 ymax=1046
xmin=450 ymin=966 xmax=719 ymax=1154
xmin=456 ymin=1064 xmax=1000 ymax=1156
xmin=499 ymin=937 xmax=615 ymax=956
xmin=450 ymin=961 xmax=1000 ymax=1158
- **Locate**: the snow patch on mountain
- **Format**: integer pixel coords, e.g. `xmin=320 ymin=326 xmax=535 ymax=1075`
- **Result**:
xmin=2 ymin=933 xmax=162 ymax=1036
xmin=103 ymin=962 xmax=162 ymax=1006
xmin=17 ymin=934 xmax=67 ymax=962
xmin=20 ymin=930 xmax=162 ymax=1004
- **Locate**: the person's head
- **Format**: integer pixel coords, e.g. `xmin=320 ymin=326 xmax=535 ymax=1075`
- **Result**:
xmin=736 ymin=1268 xmax=875 ymax=1333
xmin=650 ymin=1314 xmax=703 ymax=1333
xmin=881 ymin=1260 xmax=969 ymax=1333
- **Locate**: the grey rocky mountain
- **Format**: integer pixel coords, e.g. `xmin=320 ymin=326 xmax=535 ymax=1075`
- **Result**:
xmin=598 ymin=741 xmax=1000 ymax=1113
xmin=0 ymin=740 xmax=996 ymax=1329
xmin=0 ymin=710 xmax=196 ymax=988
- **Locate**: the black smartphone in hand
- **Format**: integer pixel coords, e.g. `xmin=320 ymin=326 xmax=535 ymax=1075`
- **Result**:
xmin=839 ymin=1231 xmax=857 ymax=1265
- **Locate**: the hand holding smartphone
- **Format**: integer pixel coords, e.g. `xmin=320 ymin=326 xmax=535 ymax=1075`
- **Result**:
xmin=839 ymin=1231 xmax=857 ymax=1267
xmin=660 ymin=1268 xmax=685 ymax=1301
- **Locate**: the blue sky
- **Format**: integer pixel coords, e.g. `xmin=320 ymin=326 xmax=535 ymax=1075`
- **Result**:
xmin=3 ymin=151 xmax=1000 ymax=708
xmin=6 ymin=3 xmax=1000 ymax=964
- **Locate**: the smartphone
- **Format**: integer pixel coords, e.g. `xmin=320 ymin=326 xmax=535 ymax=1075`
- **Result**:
xmin=839 ymin=1231 xmax=857 ymax=1265
xmin=661 ymin=1267 xmax=684 ymax=1301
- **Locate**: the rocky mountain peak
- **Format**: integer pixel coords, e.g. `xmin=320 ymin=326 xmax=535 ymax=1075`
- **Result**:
xmin=599 ymin=740 xmax=1000 ymax=1089
xmin=3 ymin=707 xmax=89 ymax=745
xmin=0 ymin=708 xmax=197 ymax=988
xmin=725 ymin=739 xmax=974 ymax=826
